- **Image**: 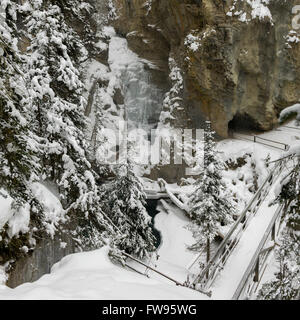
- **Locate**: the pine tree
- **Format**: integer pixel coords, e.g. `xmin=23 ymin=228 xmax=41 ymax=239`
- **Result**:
xmin=275 ymin=155 xmax=300 ymax=230
xmin=100 ymin=159 xmax=156 ymax=260
xmin=89 ymin=82 xmax=114 ymax=178
xmin=21 ymin=0 xmax=110 ymax=246
xmin=257 ymin=230 xmax=299 ymax=300
xmin=187 ymin=121 xmax=234 ymax=263
xmin=0 ymin=0 xmax=39 ymax=211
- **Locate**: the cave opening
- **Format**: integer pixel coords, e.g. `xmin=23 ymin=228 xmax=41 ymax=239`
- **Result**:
xmin=228 ymin=113 xmax=262 ymax=134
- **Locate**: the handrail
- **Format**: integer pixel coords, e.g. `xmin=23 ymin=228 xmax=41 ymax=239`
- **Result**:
xmin=233 ymin=134 xmax=289 ymax=151
xmin=232 ymin=204 xmax=284 ymax=300
xmin=193 ymin=158 xmax=287 ymax=287
xmin=122 ymin=252 xmax=212 ymax=297
xmin=254 ymin=136 xmax=287 ymax=147
xmin=122 ymin=252 xmax=184 ymax=286
xmin=282 ymin=125 xmax=300 ymax=131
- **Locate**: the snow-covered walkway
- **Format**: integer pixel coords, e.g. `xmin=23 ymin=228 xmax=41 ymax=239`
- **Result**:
xmin=210 ymin=171 xmax=284 ymax=299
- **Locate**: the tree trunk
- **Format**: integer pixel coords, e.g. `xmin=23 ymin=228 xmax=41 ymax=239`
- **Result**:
xmin=207 ymin=238 xmax=210 ymax=263
xmin=206 ymin=238 xmax=210 ymax=279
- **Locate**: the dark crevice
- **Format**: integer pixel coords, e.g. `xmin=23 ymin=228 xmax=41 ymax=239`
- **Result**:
xmin=145 ymin=199 xmax=162 ymax=249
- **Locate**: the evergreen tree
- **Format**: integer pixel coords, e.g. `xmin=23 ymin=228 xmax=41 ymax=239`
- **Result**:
xmin=100 ymin=160 xmax=156 ymax=260
xmin=0 ymin=0 xmax=39 ymax=210
xmin=21 ymin=0 xmax=111 ymax=245
xmin=275 ymin=155 xmax=300 ymax=230
xmin=89 ymin=82 xmax=114 ymax=178
xmin=257 ymin=230 xmax=299 ymax=300
xmin=187 ymin=121 xmax=234 ymax=263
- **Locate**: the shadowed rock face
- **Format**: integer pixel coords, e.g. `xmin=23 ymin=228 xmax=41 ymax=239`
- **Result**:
xmin=112 ymin=0 xmax=300 ymax=137
xmin=6 ymin=231 xmax=76 ymax=288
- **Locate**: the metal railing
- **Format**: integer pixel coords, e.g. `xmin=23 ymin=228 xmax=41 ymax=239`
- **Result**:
xmin=232 ymin=203 xmax=286 ymax=300
xmin=282 ymin=125 xmax=300 ymax=131
xmin=234 ymin=134 xmax=289 ymax=151
xmin=122 ymin=252 xmax=212 ymax=297
xmin=192 ymin=157 xmax=289 ymax=289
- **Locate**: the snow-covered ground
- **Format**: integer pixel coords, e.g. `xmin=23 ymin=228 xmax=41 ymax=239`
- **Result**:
xmin=0 ymin=247 xmax=202 ymax=300
xmin=0 ymin=120 xmax=298 ymax=300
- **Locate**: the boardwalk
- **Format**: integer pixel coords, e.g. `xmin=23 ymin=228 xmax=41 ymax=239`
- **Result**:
xmin=210 ymin=187 xmax=281 ymax=299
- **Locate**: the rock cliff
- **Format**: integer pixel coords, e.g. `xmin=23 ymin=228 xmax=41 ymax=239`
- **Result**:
xmin=112 ymin=0 xmax=300 ymax=137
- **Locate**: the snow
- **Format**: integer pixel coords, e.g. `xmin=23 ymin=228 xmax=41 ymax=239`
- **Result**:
xmin=0 ymin=189 xmax=13 ymax=230
xmin=185 ymin=34 xmax=201 ymax=52
xmin=31 ymin=182 xmax=65 ymax=237
xmin=247 ymin=0 xmax=272 ymax=21
xmin=159 ymin=58 xmax=183 ymax=125
xmin=124 ymin=200 xmax=210 ymax=298
xmin=0 ymin=182 xmax=65 ymax=241
xmin=184 ymin=29 xmax=216 ymax=53
xmin=227 ymin=0 xmax=273 ymax=24
xmin=164 ymin=184 xmax=189 ymax=212
xmin=0 ymin=247 xmax=202 ymax=300
xmin=217 ymin=140 xmax=272 ymax=212
xmin=286 ymin=30 xmax=300 ymax=45
xmin=0 ymin=34 xmax=299 ymax=301
xmin=0 ymin=192 xmax=30 ymax=239
xmin=7 ymin=203 xmax=30 ymax=238
xmin=210 ymin=173 xmax=283 ymax=299
xmin=279 ymin=103 xmax=300 ymax=123
xmin=144 ymin=0 xmax=152 ymax=14
xmin=0 ymin=266 xmax=7 ymax=285
xmin=154 ymin=202 xmax=197 ymax=281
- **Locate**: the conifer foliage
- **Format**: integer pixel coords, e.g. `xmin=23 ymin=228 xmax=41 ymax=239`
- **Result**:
xmin=101 ymin=160 xmax=156 ymax=260
xmin=0 ymin=0 xmax=38 ymax=210
xmin=187 ymin=121 xmax=233 ymax=262
xmin=276 ymin=156 xmax=300 ymax=231
xmin=257 ymin=230 xmax=299 ymax=300
xmin=21 ymin=1 xmax=104 ymax=222
xmin=0 ymin=0 xmax=113 ymax=250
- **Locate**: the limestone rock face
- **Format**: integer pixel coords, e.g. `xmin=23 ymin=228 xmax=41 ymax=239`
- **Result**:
xmin=112 ymin=0 xmax=300 ymax=137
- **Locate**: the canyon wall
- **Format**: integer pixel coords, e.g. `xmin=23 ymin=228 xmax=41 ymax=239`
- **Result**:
xmin=112 ymin=0 xmax=300 ymax=137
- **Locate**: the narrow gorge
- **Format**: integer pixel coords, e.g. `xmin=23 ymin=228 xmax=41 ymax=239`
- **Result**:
xmin=0 ymin=0 xmax=299 ymax=295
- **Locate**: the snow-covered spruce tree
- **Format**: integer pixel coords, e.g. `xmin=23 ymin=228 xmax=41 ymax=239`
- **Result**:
xmin=22 ymin=0 xmax=111 ymax=247
xmin=257 ymin=230 xmax=299 ymax=300
xmin=0 ymin=1 xmax=40 ymax=217
xmin=88 ymin=82 xmax=114 ymax=178
xmin=276 ymin=155 xmax=300 ymax=230
xmin=0 ymin=0 xmax=47 ymax=262
xmin=187 ymin=121 xmax=234 ymax=263
xmin=100 ymin=158 xmax=156 ymax=261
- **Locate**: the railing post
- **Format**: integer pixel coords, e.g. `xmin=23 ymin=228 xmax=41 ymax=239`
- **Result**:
xmin=254 ymin=136 xmax=256 ymax=143
xmin=271 ymin=221 xmax=276 ymax=241
xmin=254 ymin=258 xmax=259 ymax=282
